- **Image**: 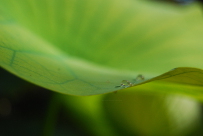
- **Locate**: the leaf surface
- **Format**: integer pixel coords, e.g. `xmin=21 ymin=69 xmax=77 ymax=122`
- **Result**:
xmin=0 ymin=0 xmax=203 ymax=96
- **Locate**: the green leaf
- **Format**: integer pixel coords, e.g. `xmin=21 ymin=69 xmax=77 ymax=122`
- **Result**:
xmin=0 ymin=0 xmax=203 ymax=96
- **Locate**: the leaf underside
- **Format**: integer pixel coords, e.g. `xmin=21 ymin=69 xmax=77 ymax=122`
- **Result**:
xmin=0 ymin=0 xmax=203 ymax=97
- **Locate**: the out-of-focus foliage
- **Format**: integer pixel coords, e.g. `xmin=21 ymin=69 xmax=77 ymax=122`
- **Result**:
xmin=103 ymin=91 xmax=201 ymax=136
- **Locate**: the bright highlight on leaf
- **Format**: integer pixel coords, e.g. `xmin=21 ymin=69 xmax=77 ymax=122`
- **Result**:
xmin=0 ymin=0 xmax=203 ymax=96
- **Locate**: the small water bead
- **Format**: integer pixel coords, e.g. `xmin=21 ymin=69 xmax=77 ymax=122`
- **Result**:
xmin=134 ymin=74 xmax=145 ymax=81
xmin=121 ymin=80 xmax=133 ymax=87
xmin=115 ymin=80 xmax=132 ymax=88
xmin=115 ymin=75 xmax=145 ymax=88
